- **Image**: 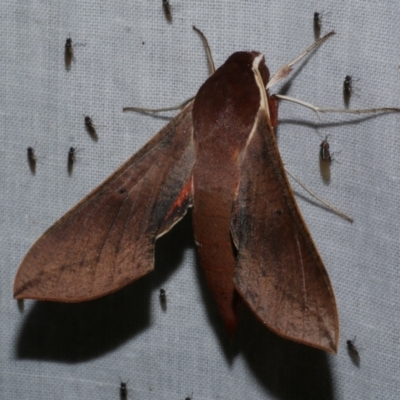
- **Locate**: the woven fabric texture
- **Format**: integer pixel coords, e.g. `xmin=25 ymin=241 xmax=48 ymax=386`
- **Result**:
xmin=1 ymin=1 xmax=399 ymax=399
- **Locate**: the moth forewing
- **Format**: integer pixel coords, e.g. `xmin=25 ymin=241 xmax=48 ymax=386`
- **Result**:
xmin=232 ymin=53 xmax=339 ymax=353
xmin=232 ymin=108 xmax=339 ymax=353
xmin=14 ymin=105 xmax=196 ymax=302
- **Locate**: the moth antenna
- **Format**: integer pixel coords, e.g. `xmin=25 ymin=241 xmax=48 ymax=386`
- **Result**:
xmin=193 ymin=26 xmax=215 ymax=75
xmin=267 ymin=31 xmax=335 ymax=89
xmin=124 ymin=26 xmax=214 ymax=115
xmin=284 ymin=167 xmax=353 ymax=223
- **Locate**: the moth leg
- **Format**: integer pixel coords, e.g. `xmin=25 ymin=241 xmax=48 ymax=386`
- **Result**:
xmin=126 ymin=25 xmax=210 ymax=114
xmin=123 ymin=97 xmax=194 ymax=114
xmin=267 ymin=31 xmax=335 ymax=89
xmin=284 ymin=167 xmax=353 ymax=223
xmin=124 ymin=26 xmax=215 ymax=115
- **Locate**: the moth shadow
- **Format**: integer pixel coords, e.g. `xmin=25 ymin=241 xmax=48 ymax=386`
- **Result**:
xmin=193 ymin=238 xmax=334 ymax=398
xmin=236 ymin=308 xmax=334 ymax=400
xmin=15 ymin=213 xmax=194 ymax=363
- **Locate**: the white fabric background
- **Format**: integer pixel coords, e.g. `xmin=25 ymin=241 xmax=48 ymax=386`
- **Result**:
xmin=1 ymin=1 xmax=400 ymax=399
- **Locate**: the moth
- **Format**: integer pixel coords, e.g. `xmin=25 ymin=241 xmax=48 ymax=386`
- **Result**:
xmin=14 ymin=30 xmax=399 ymax=354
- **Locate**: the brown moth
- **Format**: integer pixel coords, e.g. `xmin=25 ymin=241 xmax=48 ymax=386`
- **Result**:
xmin=14 ymin=30 xmax=400 ymax=353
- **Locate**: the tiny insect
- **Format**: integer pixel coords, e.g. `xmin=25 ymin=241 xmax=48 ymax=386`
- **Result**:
xmin=84 ymin=115 xmax=98 ymax=141
xmin=320 ymin=136 xmax=332 ymax=163
xmin=65 ymin=37 xmax=85 ymax=70
xmin=68 ymin=147 xmax=77 ymax=175
xmin=163 ymin=0 xmax=172 ymax=23
xmin=27 ymin=146 xmax=37 ymax=174
xmin=120 ymin=381 xmax=128 ymax=400
xmin=343 ymin=75 xmax=353 ymax=107
xmin=64 ymin=37 xmax=74 ymax=70
xmin=319 ymin=136 xmax=340 ymax=183
xmin=313 ymin=11 xmax=330 ymax=41
xmin=313 ymin=12 xmax=322 ymax=40
xmin=347 ymin=336 xmax=360 ymax=366
xmin=159 ymin=288 xmax=167 ymax=311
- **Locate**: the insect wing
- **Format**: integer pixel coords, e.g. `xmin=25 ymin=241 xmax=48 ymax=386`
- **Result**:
xmin=14 ymin=104 xmax=195 ymax=301
xmin=231 ymin=109 xmax=339 ymax=353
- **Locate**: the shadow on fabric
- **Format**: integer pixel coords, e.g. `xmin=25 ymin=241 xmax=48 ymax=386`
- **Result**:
xmin=15 ymin=213 xmax=194 ymax=363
